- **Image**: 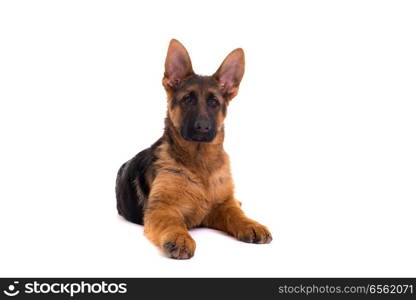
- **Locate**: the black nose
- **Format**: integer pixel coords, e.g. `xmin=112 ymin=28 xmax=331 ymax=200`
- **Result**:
xmin=194 ymin=119 xmax=211 ymax=133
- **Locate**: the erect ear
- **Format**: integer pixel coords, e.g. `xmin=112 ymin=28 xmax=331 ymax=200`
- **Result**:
xmin=213 ymin=48 xmax=245 ymax=100
xmin=163 ymin=39 xmax=194 ymax=89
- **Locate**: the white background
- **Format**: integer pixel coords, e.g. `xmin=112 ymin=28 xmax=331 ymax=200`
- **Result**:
xmin=1 ymin=0 xmax=415 ymax=277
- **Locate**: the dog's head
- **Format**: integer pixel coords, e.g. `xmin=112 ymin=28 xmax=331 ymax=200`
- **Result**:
xmin=163 ymin=39 xmax=245 ymax=143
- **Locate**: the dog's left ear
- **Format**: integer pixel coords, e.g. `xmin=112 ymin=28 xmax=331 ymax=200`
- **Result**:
xmin=214 ymin=48 xmax=245 ymax=100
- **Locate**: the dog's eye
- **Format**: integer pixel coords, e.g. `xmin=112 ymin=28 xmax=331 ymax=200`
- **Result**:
xmin=182 ymin=93 xmax=195 ymax=105
xmin=207 ymin=96 xmax=219 ymax=108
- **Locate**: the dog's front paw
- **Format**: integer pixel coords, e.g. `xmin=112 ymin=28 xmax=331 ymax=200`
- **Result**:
xmin=235 ymin=221 xmax=273 ymax=244
xmin=161 ymin=232 xmax=196 ymax=259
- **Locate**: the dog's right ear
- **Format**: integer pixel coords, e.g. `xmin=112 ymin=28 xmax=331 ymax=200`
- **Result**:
xmin=163 ymin=39 xmax=194 ymax=90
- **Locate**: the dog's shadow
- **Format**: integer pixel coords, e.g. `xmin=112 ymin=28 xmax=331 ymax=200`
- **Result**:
xmin=117 ymin=214 xmax=236 ymax=259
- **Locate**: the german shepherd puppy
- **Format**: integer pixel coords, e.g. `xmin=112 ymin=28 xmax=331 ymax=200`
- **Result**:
xmin=116 ymin=39 xmax=272 ymax=259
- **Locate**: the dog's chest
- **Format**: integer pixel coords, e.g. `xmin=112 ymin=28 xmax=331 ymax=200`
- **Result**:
xmin=205 ymin=168 xmax=233 ymax=203
xmin=182 ymin=161 xmax=232 ymax=200
xmin=180 ymin=167 xmax=232 ymax=227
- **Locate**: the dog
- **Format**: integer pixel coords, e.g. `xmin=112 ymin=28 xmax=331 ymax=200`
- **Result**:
xmin=116 ymin=39 xmax=272 ymax=259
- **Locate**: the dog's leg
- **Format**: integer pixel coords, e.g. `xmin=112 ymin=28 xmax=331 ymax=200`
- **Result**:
xmin=203 ymin=199 xmax=272 ymax=244
xmin=144 ymin=203 xmax=196 ymax=259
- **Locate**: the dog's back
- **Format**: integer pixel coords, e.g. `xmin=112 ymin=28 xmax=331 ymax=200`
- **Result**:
xmin=116 ymin=138 xmax=162 ymax=225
